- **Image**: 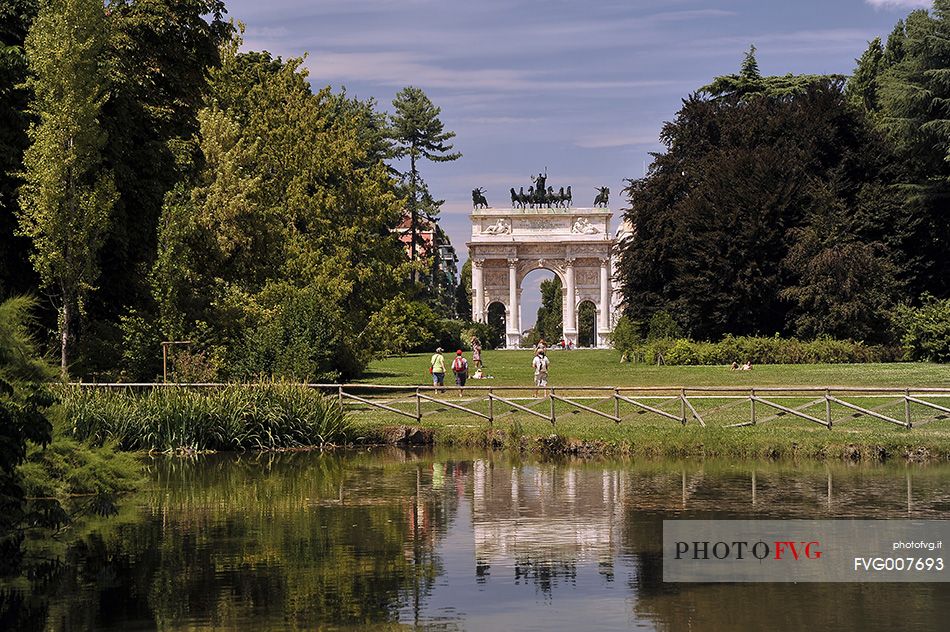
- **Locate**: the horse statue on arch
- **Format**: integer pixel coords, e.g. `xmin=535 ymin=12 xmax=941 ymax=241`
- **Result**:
xmin=472 ymin=187 xmax=489 ymax=209
xmin=593 ymin=186 xmax=609 ymax=208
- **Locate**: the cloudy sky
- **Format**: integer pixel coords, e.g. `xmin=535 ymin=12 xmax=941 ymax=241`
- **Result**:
xmin=225 ymin=0 xmax=929 ymax=325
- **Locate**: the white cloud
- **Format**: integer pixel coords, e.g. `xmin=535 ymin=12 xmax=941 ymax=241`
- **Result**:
xmin=864 ymin=0 xmax=931 ymax=8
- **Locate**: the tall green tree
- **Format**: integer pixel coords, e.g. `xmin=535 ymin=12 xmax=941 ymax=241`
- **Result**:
xmin=389 ymin=86 xmax=460 ymax=282
xmin=81 ymin=0 xmax=231 ymax=374
xmin=150 ymin=41 xmax=408 ymax=381
xmin=873 ymin=2 xmax=950 ymax=298
xmin=456 ymin=258 xmax=472 ymax=321
xmin=0 ymin=0 xmax=38 ymax=298
xmin=618 ymin=68 xmax=901 ymax=342
xmin=703 ymin=45 xmax=841 ymax=99
xmin=18 ymin=0 xmax=116 ymax=373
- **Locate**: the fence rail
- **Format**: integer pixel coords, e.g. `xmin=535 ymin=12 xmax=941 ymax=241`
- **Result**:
xmin=70 ymin=382 xmax=950 ymax=430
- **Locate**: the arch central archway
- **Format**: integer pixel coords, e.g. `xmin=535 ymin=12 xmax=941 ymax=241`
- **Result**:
xmin=468 ymin=204 xmax=619 ymax=348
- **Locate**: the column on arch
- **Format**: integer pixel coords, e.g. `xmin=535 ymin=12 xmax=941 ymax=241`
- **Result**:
xmin=599 ymin=257 xmax=611 ymax=333
xmin=563 ymin=258 xmax=577 ymax=343
xmin=472 ymin=259 xmax=485 ymax=322
xmin=507 ymin=258 xmax=519 ymax=334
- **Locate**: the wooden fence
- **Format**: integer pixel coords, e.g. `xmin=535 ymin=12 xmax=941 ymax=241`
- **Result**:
xmin=74 ymin=383 xmax=950 ymax=430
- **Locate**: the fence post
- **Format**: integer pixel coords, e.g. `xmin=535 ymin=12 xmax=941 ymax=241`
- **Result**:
xmin=905 ymin=388 xmax=912 ymax=429
xmin=680 ymin=388 xmax=687 ymax=426
xmin=550 ymin=388 xmax=556 ymax=426
xmin=750 ymin=388 xmax=756 ymax=426
xmin=416 ymin=388 xmax=421 ymax=422
xmin=338 ymin=384 xmax=343 ymax=405
xmin=825 ymin=389 xmax=832 ymax=427
xmin=614 ymin=388 xmax=620 ymax=422
xmin=488 ymin=388 xmax=494 ymax=425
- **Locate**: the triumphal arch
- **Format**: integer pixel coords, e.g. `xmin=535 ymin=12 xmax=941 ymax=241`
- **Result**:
xmin=468 ymin=178 xmax=622 ymax=349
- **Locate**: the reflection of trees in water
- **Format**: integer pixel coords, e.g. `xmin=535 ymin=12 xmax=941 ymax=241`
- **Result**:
xmin=620 ymin=463 xmax=950 ymax=632
xmin=0 ymin=450 xmax=467 ymax=630
xmin=632 ymin=579 xmax=950 ymax=632
xmin=4 ymin=453 xmax=950 ymax=630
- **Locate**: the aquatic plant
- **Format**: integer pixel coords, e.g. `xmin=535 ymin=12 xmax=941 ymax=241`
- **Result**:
xmin=61 ymin=383 xmax=351 ymax=452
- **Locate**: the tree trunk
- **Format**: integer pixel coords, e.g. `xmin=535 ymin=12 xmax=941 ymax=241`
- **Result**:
xmin=60 ymin=299 xmax=72 ymax=376
xmin=409 ymin=152 xmax=418 ymax=284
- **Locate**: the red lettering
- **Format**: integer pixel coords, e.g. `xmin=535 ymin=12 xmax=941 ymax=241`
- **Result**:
xmin=774 ymin=541 xmax=800 ymax=560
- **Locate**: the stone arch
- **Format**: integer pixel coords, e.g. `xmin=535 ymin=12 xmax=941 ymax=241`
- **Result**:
xmin=485 ymin=301 xmax=507 ymax=348
xmin=577 ymin=300 xmax=598 ymax=348
xmin=469 ymin=202 xmax=620 ymax=348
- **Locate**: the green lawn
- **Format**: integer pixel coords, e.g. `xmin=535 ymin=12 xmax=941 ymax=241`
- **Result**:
xmin=352 ymin=351 xmax=950 ymax=461
xmin=361 ymin=350 xmax=950 ymax=388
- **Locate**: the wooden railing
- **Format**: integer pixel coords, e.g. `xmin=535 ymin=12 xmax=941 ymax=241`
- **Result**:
xmin=73 ymin=383 xmax=950 ymax=430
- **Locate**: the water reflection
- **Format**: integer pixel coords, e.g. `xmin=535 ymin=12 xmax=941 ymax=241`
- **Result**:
xmin=0 ymin=450 xmax=947 ymax=631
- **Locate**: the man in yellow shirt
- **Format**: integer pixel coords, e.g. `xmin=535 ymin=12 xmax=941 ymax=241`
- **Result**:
xmin=430 ymin=347 xmax=446 ymax=393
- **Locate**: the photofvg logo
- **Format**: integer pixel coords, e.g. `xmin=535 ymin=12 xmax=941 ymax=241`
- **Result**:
xmin=675 ymin=539 xmax=822 ymax=561
xmin=663 ymin=520 xmax=949 ymax=583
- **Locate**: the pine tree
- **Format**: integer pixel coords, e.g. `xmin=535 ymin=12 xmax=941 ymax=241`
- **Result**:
xmin=389 ymin=87 xmax=461 ymax=283
xmin=18 ymin=0 xmax=116 ymax=373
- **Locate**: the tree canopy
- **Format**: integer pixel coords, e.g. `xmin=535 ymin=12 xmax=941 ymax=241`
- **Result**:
xmin=617 ymin=66 xmax=904 ymax=342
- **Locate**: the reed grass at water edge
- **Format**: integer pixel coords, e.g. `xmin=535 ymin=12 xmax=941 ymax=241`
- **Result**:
xmin=60 ymin=384 xmax=351 ymax=452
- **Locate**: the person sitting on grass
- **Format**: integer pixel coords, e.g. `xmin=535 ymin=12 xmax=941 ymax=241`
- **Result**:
xmin=741 ymin=360 xmax=753 ymax=371
xmin=731 ymin=361 xmax=739 ymax=370
xmin=532 ymin=349 xmax=550 ymax=398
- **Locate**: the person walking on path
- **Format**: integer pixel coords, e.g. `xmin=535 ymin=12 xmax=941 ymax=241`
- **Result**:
xmin=532 ymin=349 xmax=550 ymax=398
xmin=451 ymin=350 xmax=469 ymax=397
xmin=430 ymin=347 xmax=446 ymax=393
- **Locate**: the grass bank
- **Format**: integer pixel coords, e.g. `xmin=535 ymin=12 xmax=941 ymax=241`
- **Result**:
xmin=348 ymin=406 xmax=950 ymax=462
xmin=61 ymin=384 xmax=351 ymax=452
xmin=353 ymin=351 xmax=950 ymax=461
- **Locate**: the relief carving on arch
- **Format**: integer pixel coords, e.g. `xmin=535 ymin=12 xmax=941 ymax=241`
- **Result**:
xmin=576 ymin=268 xmax=599 ymax=286
xmin=484 ymin=269 xmax=508 ymax=287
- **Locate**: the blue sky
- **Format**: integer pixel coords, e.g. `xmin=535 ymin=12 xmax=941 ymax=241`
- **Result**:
xmin=225 ymin=0 xmax=930 ymax=325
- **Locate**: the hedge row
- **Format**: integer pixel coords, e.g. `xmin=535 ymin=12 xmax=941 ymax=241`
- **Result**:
xmin=626 ymin=336 xmax=902 ymax=365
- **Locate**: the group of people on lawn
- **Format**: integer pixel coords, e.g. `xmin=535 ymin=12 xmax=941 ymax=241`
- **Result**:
xmin=430 ymin=338 xmax=754 ymax=395
xmin=428 ymin=337 xmax=550 ymax=396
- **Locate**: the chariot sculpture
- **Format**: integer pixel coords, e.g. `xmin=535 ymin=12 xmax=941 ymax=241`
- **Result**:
xmin=472 ymin=187 xmax=489 ymax=209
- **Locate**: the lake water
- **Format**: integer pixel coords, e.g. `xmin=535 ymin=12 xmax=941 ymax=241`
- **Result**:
xmin=2 ymin=449 xmax=948 ymax=631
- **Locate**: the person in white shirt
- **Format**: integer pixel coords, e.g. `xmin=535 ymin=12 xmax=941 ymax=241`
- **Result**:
xmin=532 ymin=349 xmax=550 ymax=397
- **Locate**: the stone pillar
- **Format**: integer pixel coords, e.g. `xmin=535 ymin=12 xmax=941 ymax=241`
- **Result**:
xmin=563 ymin=258 xmax=577 ymax=343
xmin=599 ymin=257 xmax=611 ymax=346
xmin=472 ymin=259 xmax=484 ymax=323
xmin=507 ymin=258 xmax=520 ymax=348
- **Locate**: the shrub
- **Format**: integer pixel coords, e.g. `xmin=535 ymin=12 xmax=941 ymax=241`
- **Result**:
xmin=893 ymin=297 xmax=950 ymax=363
xmin=232 ymin=286 xmax=346 ymax=382
xmin=664 ymin=339 xmax=700 ymax=365
xmin=609 ymin=315 xmax=642 ymax=355
xmin=629 ymin=335 xmax=899 ymax=365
